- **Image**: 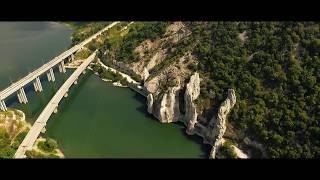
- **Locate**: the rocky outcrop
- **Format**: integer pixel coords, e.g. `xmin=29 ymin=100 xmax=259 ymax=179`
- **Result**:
xmin=163 ymin=22 xmax=192 ymax=43
xmin=185 ymin=72 xmax=200 ymax=100
xmin=142 ymin=67 xmax=150 ymax=82
xmin=208 ymin=89 xmax=236 ymax=158
xmin=147 ymin=93 xmax=153 ymax=114
xmin=156 ymin=85 xmax=181 ymax=123
xmin=127 ymin=22 xmax=191 ymax=79
xmin=184 ymin=72 xmax=200 ymax=134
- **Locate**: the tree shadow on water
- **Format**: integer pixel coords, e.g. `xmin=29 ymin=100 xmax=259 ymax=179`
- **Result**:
xmin=175 ymin=122 xmax=211 ymax=158
xmin=131 ymin=90 xmax=211 ymax=158
xmin=131 ymin=91 xmax=157 ymax=120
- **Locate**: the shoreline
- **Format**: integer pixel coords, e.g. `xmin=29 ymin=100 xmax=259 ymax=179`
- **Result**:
xmin=90 ymin=61 xmax=216 ymax=158
xmin=57 ymin=23 xmax=221 ymax=159
xmin=32 ymin=137 xmax=64 ymax=158
xmin=89 ymin=61 xmax=133 ymax=88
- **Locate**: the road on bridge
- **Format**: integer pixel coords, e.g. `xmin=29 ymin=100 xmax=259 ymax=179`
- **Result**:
xmin=14 ymin=52 xmax=97 ymax=158
xmin=0 ymin=21 xmax=119 ymax=101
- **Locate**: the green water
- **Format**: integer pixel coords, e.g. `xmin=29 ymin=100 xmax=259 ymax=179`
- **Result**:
xmin=0 ymin=22 xmax=210 ymax=158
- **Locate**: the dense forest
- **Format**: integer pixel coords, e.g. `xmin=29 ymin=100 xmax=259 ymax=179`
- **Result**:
xmin=73 ymin=21 xmax=320 ymax=158
xmin=187 ymin=22 xmax=320 ymax=158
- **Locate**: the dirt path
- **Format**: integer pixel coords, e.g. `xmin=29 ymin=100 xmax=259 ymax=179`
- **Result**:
xmin=98 ymin=59 xmax=139 ymax=84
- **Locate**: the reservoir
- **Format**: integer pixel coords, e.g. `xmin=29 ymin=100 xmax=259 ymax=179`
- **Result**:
xmin=0 ymin=22 xmax=210 ymax=158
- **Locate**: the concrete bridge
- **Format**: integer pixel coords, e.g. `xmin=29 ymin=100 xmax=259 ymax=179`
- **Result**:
xmin=14 ymin=52 xmax=97 ymax=158
xmin=0 ymin=21 xmax=120 ymax=158
xmin=0 ymin=21 xmax=119 ymax=112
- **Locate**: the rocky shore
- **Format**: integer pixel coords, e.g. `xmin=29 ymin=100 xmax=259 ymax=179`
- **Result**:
xmin=145 ymin=71 xmax=246 ymax=158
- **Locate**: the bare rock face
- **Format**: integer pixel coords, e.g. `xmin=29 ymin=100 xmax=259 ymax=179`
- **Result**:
xmin=142 ymin=67 xmax=150 ymax=82
xmin=185 ymin=72 xmax=200 ymax=101
xmin=147 ymin=93 xmax=153 ymax=114
xmin=157 ymin=85 xmax=181 ymax=123
xmin=184 ymin=72 xmax=200 ymax=133
xmin=144 ymin=76 xmax=160 ymax=95
xmin=159 ymin=93 xmax=171 ymax=122
xmin=208 ymin=89 xmax=236 ymax=158
xmin=163 ymin=22 xmax=192 ymax=43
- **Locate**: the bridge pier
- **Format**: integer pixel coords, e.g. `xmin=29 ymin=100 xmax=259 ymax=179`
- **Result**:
xmin=0 ymin=100 xmax=7 ymax=111
xmin=58 ymin=63 xmax=62 ymax=73
xmin=49 ymin=68 xmax=55 ymax=82
xmin=41 ymin=127 xmax=46 ymax=133
xmin=64 ymin=92 xmax=68 ymax=98
xmin=33 ymin=81 xmax=39 ymax=92
xmin=53 ymin=107 xmax=58 ymax=114
xmin=17 ymin=91 xmax=23 ymax=103
xmin=47 ymin=72 xmax=52 ymax=82
xmin=36 ymin=77 xmax=43 ymax=92
xmin=33 ymin=77 xmax=43 ymax=92
xmin=61 ymin=61 xmax=66 ymax=72
xmin=74 ymin=80 xmax=78 ymax=85
xmin=82 ymin=70 xmax=86 ymax=74
xmin=58 ymin=61 xmax=66 ymax=73
xmin=71 ymin=54 xmax=75 ymax=61
xmin=19 ymin=88 xmax=28 ymax=104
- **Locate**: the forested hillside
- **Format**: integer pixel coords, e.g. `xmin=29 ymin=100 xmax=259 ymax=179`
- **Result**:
xmin=77 ymin=21 xmax=320 ymax=158
xmin=187 ymin=22 xmax=320 ymax=158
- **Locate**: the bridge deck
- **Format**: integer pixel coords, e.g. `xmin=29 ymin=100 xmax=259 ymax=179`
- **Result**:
xmin=14 ymin=52 xmax=96 ymax=158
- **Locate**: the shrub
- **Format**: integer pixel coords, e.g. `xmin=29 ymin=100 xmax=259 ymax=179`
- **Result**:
xmin=219 ymin=140 xmax=237 ymax=159
xmin=38 ymin=138 xmax=58 ymax=153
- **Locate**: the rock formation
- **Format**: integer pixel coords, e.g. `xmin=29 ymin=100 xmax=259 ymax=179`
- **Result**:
xmin=147 ymin=93 xmax=153 ymax=114
xmin=156 ymin=85 xmax=181 ymax=123
xmin=184 ymin=72 xmax=200 ymax=134
xmin=142 ymin=67 xmax=150 ymax=82
xmin=208 ymin=89 xmax=236 ymax=158
xmin=185 ymin=72 xmax=200 ymax=100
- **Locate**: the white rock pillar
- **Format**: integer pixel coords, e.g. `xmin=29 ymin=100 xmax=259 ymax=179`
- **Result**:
xmin=36 ymin=77 xmax=43 ymax=92
xmin=49 ymin=68 xmax=55 ymax=82
xmin=147 ymin=94 xmax=153 ymax=114
xmin=17 ymin=91 xmax=23 ymax=103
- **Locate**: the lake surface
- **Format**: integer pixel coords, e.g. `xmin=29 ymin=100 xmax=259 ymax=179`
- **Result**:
xmin=0 ymin=22 xmax=210 ymax=158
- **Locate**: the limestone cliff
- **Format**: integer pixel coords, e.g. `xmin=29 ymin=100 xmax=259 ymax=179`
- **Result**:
xmin=184 ymin=72 xmax=200 ymax=134
xmin=142 ymin=67 xmax=150 ymax=82
xmin=107 ymin=21 xmax=240 ymax=158
xmin=208 ymin=89 xmax=236 ymax=158
xmin=147 ymin=94 xmax=153 ymax=114
xmin=153 ymin=83 xmax=181 ymax=123
xmin=125 ymin=22 xmax=192 ymax=79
